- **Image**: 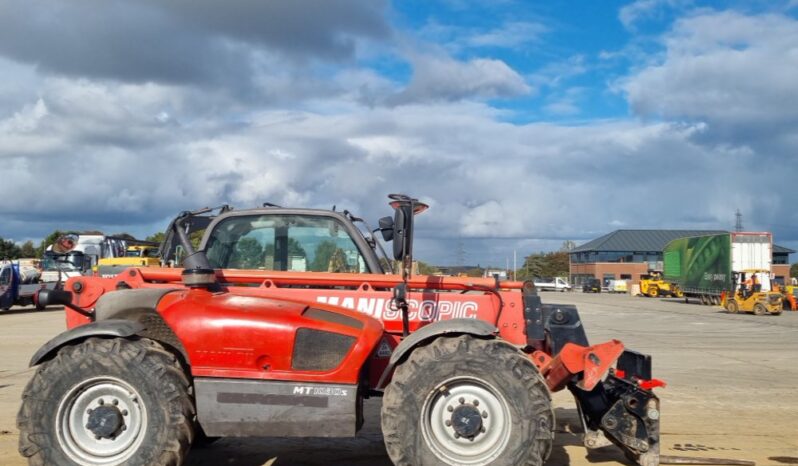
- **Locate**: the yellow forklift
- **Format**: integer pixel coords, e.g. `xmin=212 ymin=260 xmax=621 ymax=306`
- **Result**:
xmin=723 ymin=269 xmax=783 ymax=315
xmin=639 ymin=271 xmax=683 ymax=298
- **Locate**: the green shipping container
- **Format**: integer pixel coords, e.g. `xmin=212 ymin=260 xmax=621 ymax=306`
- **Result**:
xmin=662 ymin=234 xmax=732 ymax=292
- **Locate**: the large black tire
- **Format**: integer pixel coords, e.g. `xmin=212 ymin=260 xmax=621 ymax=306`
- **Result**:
xmin=381 ymin=335 xmax=554 ymax=466
xmin=753 ymin=303 xmax=767 ymax=316
xmin=18 ymin=337 xmax=194 ymax=465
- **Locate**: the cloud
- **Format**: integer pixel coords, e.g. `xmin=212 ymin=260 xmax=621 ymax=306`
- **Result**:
xmin=542 ymin=87 xmax=586 ymax=116
xmin=2 ymin=70 xmax=795 ymax=265
xmin=0 ymin=0 xmax=390 ymax=88
xmin=529 ymin=55 xmax=587 ymax=89
xmin=417 ymin=20 xmax=548 ymax=55
xmin=465 ymin=21 xmax=549 ymax=48
xmin=388 ymin=54 xmax=531 ymax=105
xmin=0 ymin=5 xmax=796 ymax=265
xmin=619 ymin=0 xmax=689 ymax=30
xmin=621 ymin=11 xmax=798 ymax=145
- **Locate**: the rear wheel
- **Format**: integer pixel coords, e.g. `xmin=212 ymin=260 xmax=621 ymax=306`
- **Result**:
xmin=647 ymin=286 xmax=658 ymax=298
xmin=17 ymin=337 xmax=194 ymax=465
xmin=753 ymin=303 xmax=767 ymax=316
xmin=727 ymin=300 xmax=739 ymax=314
xmin=382 ymin=335 xmax=553 ymax=466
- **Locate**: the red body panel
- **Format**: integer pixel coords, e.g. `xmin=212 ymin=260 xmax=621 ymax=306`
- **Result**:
xmin=67 ymin=268 xmax=528 ymax=344
xmin=152 ymin=289 xmax=384 ymax=385
xmin=64 ymin=269 xmax=529 ymax=389
xmin=63 ymin=268 xmax=627 ymax=392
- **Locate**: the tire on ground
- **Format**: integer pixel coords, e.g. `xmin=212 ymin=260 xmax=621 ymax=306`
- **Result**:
xmin=381 ymin=335 xmax=554 ymax=466
xmin=727 ymin=300 xmax=739 ymax=313
xmin=753 ymin=303 xmax=767 ymax=316
xmin=17 ymin=337 xmax=194 ymax=466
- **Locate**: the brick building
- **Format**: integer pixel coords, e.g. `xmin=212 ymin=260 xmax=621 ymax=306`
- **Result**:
xmin=569 ymin=230 xmax=794 ymax=287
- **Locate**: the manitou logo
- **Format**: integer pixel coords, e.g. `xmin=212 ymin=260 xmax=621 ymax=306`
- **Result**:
xmin=293 ymin=386 xmax=349 ymax=397
xmin=315 ymin=296 xmax=479 ymax=321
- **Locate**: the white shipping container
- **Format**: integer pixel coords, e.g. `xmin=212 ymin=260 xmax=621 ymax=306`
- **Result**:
xmin=731 ymin=232 xmax=772 ymax=273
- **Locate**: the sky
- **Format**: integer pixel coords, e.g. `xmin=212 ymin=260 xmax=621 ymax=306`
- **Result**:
xmin=0 ymin=0 xmax=796 ymax=266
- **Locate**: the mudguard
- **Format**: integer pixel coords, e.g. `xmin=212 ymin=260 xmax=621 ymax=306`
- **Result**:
xmin=29 ymin=319 xmax=145 ymax=367
xmin=378 ymin=318 xmax=496 ymax=387
xmin=94 ymin=288 xmax=180 ymax=321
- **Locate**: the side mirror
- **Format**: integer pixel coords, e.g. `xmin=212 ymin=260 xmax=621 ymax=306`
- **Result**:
xmin=392 ymin=204 xmax=412 ymax=261
xmin=378 ymin=216 xmax=394 ymax=242
xmin=385 ymin=194 xmax=429 ymax=268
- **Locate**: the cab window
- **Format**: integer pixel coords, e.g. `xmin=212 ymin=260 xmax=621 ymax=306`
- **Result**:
xmin=205 ymin=215 xmax=368 ymax=273
xmin=0 ymin=266 xmax=11 ymax=286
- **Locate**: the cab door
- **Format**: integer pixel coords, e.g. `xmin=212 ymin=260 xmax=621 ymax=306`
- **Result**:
xmin=0 ymin=264 xmax=15 ymax=309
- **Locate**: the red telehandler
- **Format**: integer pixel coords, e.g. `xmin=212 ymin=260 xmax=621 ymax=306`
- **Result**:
xmin=21 ymin=195 xmax=683 ymax=466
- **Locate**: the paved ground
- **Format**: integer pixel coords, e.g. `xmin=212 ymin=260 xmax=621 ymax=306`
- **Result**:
xmin=1 ymin=292 xmax=797 ymax=466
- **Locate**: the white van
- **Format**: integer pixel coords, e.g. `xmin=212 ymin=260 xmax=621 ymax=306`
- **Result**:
xmin=533 ymin=277 xmax=572 ymax=292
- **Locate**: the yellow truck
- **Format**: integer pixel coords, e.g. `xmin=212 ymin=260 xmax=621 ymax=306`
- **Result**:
xmin=96 ymin=245 xmax=160 ymax=277
xmin=639 ymin=272 xmax=683 ymax=298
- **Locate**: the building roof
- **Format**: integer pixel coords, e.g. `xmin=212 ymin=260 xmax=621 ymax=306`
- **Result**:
xmin=573 ymin=230 xmax=724 ymax=253
xmin=572 ymin=230 xmax=795 ymax=255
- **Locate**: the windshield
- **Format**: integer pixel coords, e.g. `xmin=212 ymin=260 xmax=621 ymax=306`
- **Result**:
xmin=205 ymin=214 xmax=369 ymax=273
xmin=126 ymin=250 xmax=142 ymax=257
xmin=42 ymin=253 xmax=79 ymax=271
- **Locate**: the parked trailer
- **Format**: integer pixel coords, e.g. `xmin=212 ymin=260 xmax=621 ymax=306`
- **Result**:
xmin=663 ymin=232 xmax=774 ymax=306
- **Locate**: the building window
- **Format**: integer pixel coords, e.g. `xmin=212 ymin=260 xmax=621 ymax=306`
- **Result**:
xmin=773 ymin=254 xmax=788 ymax=265
xmin=620 ymin=274 xmax=632 ymax=280
xmin=571 ymin=274 xmax=595 ymax=286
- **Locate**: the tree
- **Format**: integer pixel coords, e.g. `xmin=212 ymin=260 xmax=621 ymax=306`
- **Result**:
xmin=229 ymin=237 xmax=264 ymax=269
xmin=311 ymin=241 xmax=339 ymax=272
xmin=20 ymin=241 xmax=37 ymax=258
xmin=560 ymin=240 xmax=577 ymax=252
xmin=0 ymin=237 xmax=21 ymax=259
xmin=791 ymin=262 xmax=798 ymax=279
xmin=190 ymin=230 xmax=205 ymax=250
xmin=517 ymin=251 xmax=569 ymax=281
xmin=36 ymin=230 xmax=68 ymax=256
xmin=146 ymin=232 xmax=166 ymax=244
xmin=417 ymin=261 xmax=440 ymax=275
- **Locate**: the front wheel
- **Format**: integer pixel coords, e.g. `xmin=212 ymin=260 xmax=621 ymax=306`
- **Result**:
xmin=17 ymin=337 xmax=194 ymax=465
xmin=727 ymin=300 xmax=739 ymax=314
xmin=381 ymin=335 xmax=554 ymax=466
xmin=753 ymin=303 xmax=767 ymax=316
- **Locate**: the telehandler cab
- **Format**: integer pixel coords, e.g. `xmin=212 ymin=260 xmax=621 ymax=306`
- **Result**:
xmin=20 ymin=195 xmax=669 ymax=466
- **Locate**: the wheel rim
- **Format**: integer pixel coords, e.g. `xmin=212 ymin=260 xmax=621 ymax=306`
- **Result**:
xmin=56 ymin=376 xmax=148 ymax=465
xmin=648 ymin=288 xmax=657 ymax=297
xmin=421 ymin=376 xmax=512 ymax=465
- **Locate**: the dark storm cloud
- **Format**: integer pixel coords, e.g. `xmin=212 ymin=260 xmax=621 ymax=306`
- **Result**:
xmin=0 ymin=0 xmax=390 ymax=86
